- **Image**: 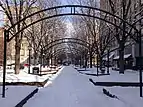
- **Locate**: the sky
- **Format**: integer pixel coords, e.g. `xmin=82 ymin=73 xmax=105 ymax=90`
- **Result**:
xmin=0 ymin=7 xmax=4 ymax=27
xmin=61 ymin=0 xmax=78 ymax=5
xmin=61 ymin=0 xmax=68 ymax=5
xmin=0 ymin=0 xmax=100 ymax=27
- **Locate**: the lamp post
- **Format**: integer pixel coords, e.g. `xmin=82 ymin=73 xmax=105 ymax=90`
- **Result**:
xmin=42 ymin=53 xmax=45 ymax=67
xmin=28 ymin=46 xmax=32 ymax=74
xmin=97 ymin=54 xmax=99 ymax=76
xmin=40 ymin=48 xmax=43 ymax=75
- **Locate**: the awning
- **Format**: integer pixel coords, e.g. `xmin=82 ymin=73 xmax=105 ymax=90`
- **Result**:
xmin=103 ymin=52 xmax=115 ymax=61
xmin=113 ymin=54 xmax=131 ymax=60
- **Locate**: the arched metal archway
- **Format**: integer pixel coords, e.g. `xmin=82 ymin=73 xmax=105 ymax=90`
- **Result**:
xmin=39 ymin=38 xmax=91 ymax=66
xmin=6 ymin=5 xmax=138 ymax=42
xmin=48 ymin=48 xmax=81 ymax=61
xmin=46 ymin=47 xmax=86 ymax=58
xmin=46 ymin=47 xmax=87 ymax=66
xmin=42 ymin=38 xmax=91 ymax=53
xmin=2 ymin=4 xmax=141 ymax=97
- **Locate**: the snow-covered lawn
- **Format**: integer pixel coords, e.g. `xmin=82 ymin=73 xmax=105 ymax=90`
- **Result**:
xmin=0 ymin=69 xmax=51 ymax=83
xmin=105 ymin=87 xmax=143 ymax=107
xmin=0 ymin=86 xmax=37 ymax=107
xmin=75 ymin=66 xmax=143 ymax=106
xmin=0 ymin=66 xmax=63 ymax=83
xmin=76 ymin=67 xmax=143 ymax=82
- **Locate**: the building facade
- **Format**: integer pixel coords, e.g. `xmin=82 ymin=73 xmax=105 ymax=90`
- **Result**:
xmin=0 ymin=27 xmax=4 ymax=66
xmin=100 ymin=0 xmax=143 ymax=69
xmin=3 ymin=6 xmax=41 ymax=65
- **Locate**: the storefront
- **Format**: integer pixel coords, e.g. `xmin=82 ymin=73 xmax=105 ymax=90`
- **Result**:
xmin=113 ymin=54 xmax=133 ymax=69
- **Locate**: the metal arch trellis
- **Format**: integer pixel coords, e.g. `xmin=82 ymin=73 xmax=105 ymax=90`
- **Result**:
xmin=2 ymin=4 xmax=142 ymax=98
xmin=47 ymin=47 xmax=86 ymax=59
xmin=50 ymin=49 xmax=83 ymax=65
xmin=48 ymin=48 xmax=81 ymax=59
xmin=6 ymin=5 xmax=139 ymax=42
xmin=43 ymin=39 xmax=91 ymax=53
xmin=42 ymin=38 xmax=91 ymax=52
xmin=38 ymin=38 xmax=91 ymax=68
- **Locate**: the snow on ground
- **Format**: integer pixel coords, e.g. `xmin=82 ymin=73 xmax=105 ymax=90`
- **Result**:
xmin=0 ymin=86 xmax=37 ymax=107
xmin=0 ymin=68 xmax=51 ymax=83
xmin=0 ymin=66 xmax=142 ymax=107
xmin=106 ymin=87 xmax=143 ymax=107
xmin=76 ymin=67 xmax=143 ymax=82
xmin=43 ymin=66 xmax=64 ymax=87
xmin=0 ymin=66 xmax=63 ymax=83
xmin=23 ymin=66 xmax=143 ymax=107
xmin=0 ymin=66 xmax=64 ymax=107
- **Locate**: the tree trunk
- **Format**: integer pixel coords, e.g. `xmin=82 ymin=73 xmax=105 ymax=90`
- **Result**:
xmin=90 ymin=51 xmax=92 ymax=68
xmin=99 ymin=56 xmax=103 ymax=70
xmin=47 ymin=58 xmax=49 ymax=66
xmin=80 ymin=57 xmax=82 ymax=68
xmin=33 ymin=53 xmax=37 ymax=65
xmin=85 ymin=58 xmax=88 ymax=68
xmin=119 ymin=47 xmax=124 ymax=74
xmin=15 ymin=39 xmax=21 ymax=74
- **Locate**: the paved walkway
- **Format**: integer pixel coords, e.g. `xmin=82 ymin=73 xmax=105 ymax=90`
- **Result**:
xmin=24 ymin=66 xmax=125 ymax=107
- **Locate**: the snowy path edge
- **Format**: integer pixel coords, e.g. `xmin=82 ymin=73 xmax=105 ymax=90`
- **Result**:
xmin=15 ymin=88 xmax=39 ymax=107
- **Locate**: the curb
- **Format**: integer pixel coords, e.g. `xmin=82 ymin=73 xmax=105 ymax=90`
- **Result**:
xmin=89 ymin=78 xmax=143 ymax=87
xmin=15 ymin=88 xmax=39 ymax=107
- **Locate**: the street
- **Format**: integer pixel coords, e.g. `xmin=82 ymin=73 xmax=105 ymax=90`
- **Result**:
xmin=24 ymin=66 xmax=125 ymax=107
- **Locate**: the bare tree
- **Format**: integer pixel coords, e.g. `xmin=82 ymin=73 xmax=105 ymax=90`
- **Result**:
xmin=24 ymin=0 xmax=66 ymax=65
xmin=0 ymin=0 xmax=37 ymax=74
xmin=70 ymin=0 xmax=114 ymax=68
xmin=106 ymin=0 xmax=135 ymax=73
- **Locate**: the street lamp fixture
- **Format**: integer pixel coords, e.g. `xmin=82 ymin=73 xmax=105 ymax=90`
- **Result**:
xmin=28 ymin=46 xmax=32 ymax=74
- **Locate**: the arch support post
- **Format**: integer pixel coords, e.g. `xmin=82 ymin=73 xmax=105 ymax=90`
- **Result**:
xmin=138 ymin=0 xmax=142 ymax=97
xmin=2 ymin=30 xmax=9 ymax=98
xmin=139 ymin=30 xmax=142 ymax=97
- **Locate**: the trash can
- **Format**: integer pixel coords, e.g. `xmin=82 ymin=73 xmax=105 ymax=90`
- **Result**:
xmin=101 ymin=66 xmax=105 ymax=74
xmin=32 ymin=67 xmax=39 ymax=74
